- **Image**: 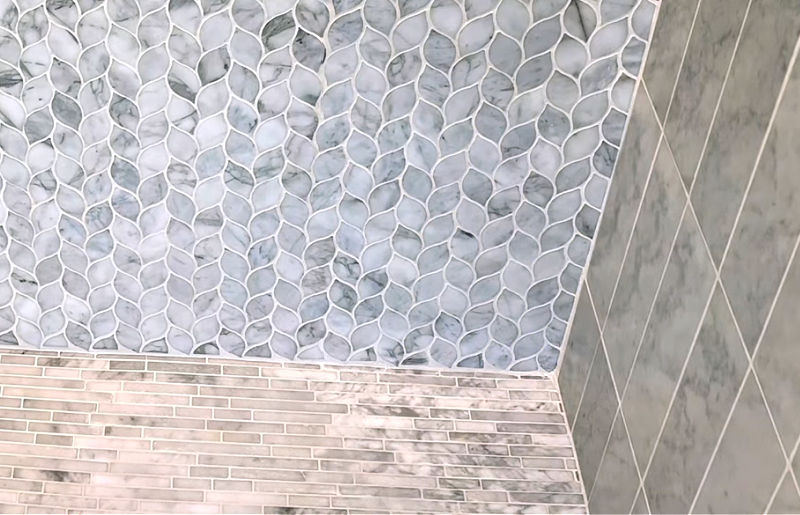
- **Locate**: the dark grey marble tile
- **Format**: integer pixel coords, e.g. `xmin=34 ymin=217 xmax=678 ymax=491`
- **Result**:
xmin=721 ymin=55 xmax=800 ymax=353
xmin=558 ymin=287 xmax=601 ymax=427
xmin=754 ymin=249 xmax=800 ymax=449
xmin=691 ymin=0 xmax=800 ymax=265
xmin=588 ymin=413 xmax=640 ymax=515
xmin=642 ymin=0 xmax=700 ymax=119
xmin=692 ymin=373 xmax=785 ymax=514
xmin=602 ymin=143 xmax=686 ymax=387
xmin=587 ymin=89 xmax=662 ymax=322
xmin=768 ymin=472 xmax=800 ymax=514
xmin=622 ymin=209 xmax=716 ymax=470
xmin=572 ymin=344 xmax=618 ymax=494
xmin=663 ymin=0 xmax=748 ymax=186
xmin=645 ymin=285 xmax=749 ymax=514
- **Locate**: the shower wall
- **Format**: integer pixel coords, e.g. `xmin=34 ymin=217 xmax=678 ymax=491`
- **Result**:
xmin=559 ymin=0 xmax=800 ymax=512
xmin=0 ymin=0 xmax=655 ymax=371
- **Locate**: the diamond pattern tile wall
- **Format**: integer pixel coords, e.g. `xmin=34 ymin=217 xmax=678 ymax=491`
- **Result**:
xmin=0 ymin=0 xmax=656 ymax=371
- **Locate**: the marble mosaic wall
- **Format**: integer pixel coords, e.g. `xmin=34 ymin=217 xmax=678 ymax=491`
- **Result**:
xmin=0 ymin=0 xmax=655 ymax=371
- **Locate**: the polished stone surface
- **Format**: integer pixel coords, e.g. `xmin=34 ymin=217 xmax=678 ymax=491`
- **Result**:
xmin=755 ymin=247 xmax=800 ymax=449
xmin=721 ymin=55 xmax=800 ymax=352
xmin=588 ymin=412 xmax=640 ymax=514
xmin=641 ymin=0 xmax=699 ymax=119
xmin=645 ymin=285 xmax=748 ymax=514
xmin=558 ymin=287 xmax=600 ymax=426
xmin=663 ymin=0 xmax=748 ymax=186
xmin=693 ymin=373 xmax=785 ymax=514
xmin=601 ymin=142 xmax=685 ymax=387
xmin=0 ymin=0 xmax=657 ymax=370
xmin=768 ymin=473 xmax=800 ymax=514
xmin=571 ymin=343 xmax=617 ymax=495
xmin=622 ymin=209 xmax=716 ymax=470
xmin=691 ymin=0 xmax=800 ymax=265
xmin=585 ymin=88 xmax=660 ymax=323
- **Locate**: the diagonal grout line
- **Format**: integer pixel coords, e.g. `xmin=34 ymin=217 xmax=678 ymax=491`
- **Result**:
xmin=568 ymin=283 xmax=603 ymax=430
xmin=582 ymin=286 xmax=649 ymax=511
xmin=597 ymin=127 xmax=663 ymax=334
xmin=641 ymin=15 xmax=800 ymax=512
xmin=689 ymin=34 xmax=800 ymax=508
xmin=594 ymin=1 xmax=755 ymax=502
xmin=670 ymin=0 xmax=754 ymax=199
xmin=713 ymin=26 xmax=800 ymax=278
xmin=612 ymin=81 xmax=691 ymax=403
xmin=634 ymin=277 xmax=717 ymax=499
xmin=765 ymin=432 xmax=800 ymax=512
xmin=787 ymin=434 xmax=800 ymax=500
xmin=659 ymin=0 xmax=704 ymax=129
xmin=687 ymin=276 xmax=798 ymax=513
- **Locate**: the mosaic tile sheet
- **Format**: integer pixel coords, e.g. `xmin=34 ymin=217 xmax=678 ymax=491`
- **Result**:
xmin=0 ymin=0 xmax=656 ymax=371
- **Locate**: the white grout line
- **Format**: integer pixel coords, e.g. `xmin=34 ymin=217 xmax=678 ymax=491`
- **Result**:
xmin=714 ymin=25 xmax=800 ymax=277
xmin=688 ymin=31 xmax=800 ymax=509
xmin=765 ymin=432 xmax=800 ymax=512
xmin=659 ymin=0 xmax=704 ymax=129
xmin=597 ymin=124 xmax=663 ymax=334
xmin=611 ymin=87 xmax=689 ymax=409
xmin=568 ymin=284 xmax=603 ymax=430
xmin=673 ymin=0 xmax=754 ymax=198
xmin=641 ymin=9 xmax=799 ymax=511
xmin=635 ymin=278 xmax=717 ymax=498
xmin=583 ymin=287 xmax=650 ymax=510
xmin=571 ymin=0 xmax=663 ymax=336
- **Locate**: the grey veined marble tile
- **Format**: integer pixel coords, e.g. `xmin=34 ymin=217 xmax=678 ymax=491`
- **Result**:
xmin=0 ymin=0 xmax=655 ymax=371
xmin=692 ymin=373 xmax=785 ymax=514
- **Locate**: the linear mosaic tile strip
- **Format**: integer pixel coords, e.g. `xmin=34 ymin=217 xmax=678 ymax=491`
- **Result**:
xmin=0 ymin=0 xmax=656 ymax=371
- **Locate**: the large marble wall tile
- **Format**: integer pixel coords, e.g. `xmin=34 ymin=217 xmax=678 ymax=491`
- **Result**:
xmin=585 ymin=88 xmax=661 ymax=322
xmin=691 ymin=0 xmax=800 ymax=265
xmin=754 ymin=248 xmax=800 ymax=449
xmin=644 ymin=285 xmax=748 ymax=514
xmin=557 ymin=286 xmax=600 ymax=426
xmin=640 ymin=0 xmax=699 ymax=119
xmin=721 ymin=57 xmax=800 ymax=352
xmin=571 ymin=343 xmax=617 ymax=495
xmin=0 ymin=0 xmax=658 ymax=371
xmin=663 ymin=0 xmax=748 ymax=186
xmin=621 ymin=209 xmax=715 ymax=469
xmin=601 ymin=142 xmax=685 ymax=386
xmin=588 ymin=412 xmax=640 ymax=514
xmin=692 ymin=373 xmax=785 ymax=514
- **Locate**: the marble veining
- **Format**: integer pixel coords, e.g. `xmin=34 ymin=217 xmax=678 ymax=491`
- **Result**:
xmin=0 ymin=0 xmax=655 ymax=371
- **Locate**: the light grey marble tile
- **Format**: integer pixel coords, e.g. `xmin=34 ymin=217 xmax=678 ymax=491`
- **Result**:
xmin=768 ymin=472 xmax=800 ymax=514
xmin=754 ymin=248 xmax=800 ymax=449
xmin=641 ymin=0 xmax=700 ymax=119
xmin=663 ymin=0 xmax=748 ymax=186
xmin=602 ymin=142 xmax=686 ymax=387
xmin=622 ymin=209 xmax=716 ymax=470
xmin=692 ymin=373 xmax=785 ymax=514
xmin=558 ymin=287 xmax=601 ymax=427
xmin=691 ymin=0 xmax=800 ymax=265
xmin=588 ymin=412 xmax=640 ymax=515
xmin=571 ymin=344 xmax=618 ymax=494
xmin=586 ymin=89 xmax=661 ymax=322
xmin=644 ymin=284 xmax=748 ymax=514
xmin=721 ymin=56 xmax=800 ymax=353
